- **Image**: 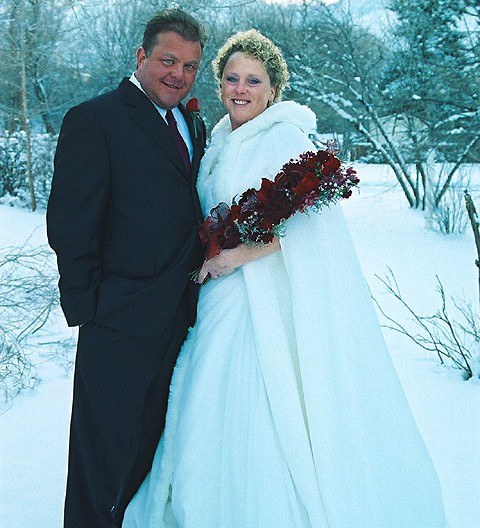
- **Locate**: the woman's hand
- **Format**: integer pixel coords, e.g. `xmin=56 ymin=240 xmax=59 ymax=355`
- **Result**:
xmin=196 ymin=237 xmax=280 ymax=284
xmin=196 ymin=249 xmax=237 ymax=283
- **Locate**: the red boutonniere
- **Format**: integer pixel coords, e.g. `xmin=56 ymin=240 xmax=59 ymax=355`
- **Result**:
xmin=186 ymin=97 xmax=201 ymax=138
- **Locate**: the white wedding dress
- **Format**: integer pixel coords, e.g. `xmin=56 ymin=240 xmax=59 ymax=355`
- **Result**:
xmin=123 ymin=102 xmax=446 ymax=527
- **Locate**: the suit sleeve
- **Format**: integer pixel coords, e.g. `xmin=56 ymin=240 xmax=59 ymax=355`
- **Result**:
xmin=47 ymin=105 xmax=110 ymax=326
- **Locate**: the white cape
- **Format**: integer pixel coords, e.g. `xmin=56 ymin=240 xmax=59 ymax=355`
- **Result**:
xmin=123 ymin=102 xmax=446 ymax=527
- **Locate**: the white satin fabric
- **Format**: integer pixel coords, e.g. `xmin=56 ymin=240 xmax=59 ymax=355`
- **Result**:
xmin=123 ymin=102 xmax=446 ymax=527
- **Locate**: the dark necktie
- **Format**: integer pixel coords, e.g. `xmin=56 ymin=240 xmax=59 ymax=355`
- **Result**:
xmin=166 ymin=109 xmax=191 ymax=172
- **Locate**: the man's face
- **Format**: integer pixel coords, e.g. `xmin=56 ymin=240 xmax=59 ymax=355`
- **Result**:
xmin=135 ymin=31 xmax=202 ymax=110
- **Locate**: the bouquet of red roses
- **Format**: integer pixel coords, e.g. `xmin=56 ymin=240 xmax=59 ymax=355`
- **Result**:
xmin=197 ymin=143 xmax=359 ymax=261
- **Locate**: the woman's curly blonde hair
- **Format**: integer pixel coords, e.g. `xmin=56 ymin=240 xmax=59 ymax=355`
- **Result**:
xmin=212 ymin=29 xmax=289 ymax=103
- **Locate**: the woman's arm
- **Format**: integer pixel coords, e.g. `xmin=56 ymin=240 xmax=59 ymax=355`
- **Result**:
xmin=196 ymin=237 xmax=280 ymax=283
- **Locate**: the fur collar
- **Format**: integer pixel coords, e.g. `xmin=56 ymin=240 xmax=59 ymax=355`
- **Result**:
xmin=210 ymin=100 xmax=316 ymax=146
xmin=197 ymin=101 xmax=317 ymax=214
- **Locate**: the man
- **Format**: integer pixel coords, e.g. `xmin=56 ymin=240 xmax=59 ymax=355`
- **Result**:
xmin=47 ymin=8 xmax=207 ymax=527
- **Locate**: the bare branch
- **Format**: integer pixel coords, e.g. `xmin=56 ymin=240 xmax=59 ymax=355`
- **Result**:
xmin=374 ymin=269 xmax=479 ymax=379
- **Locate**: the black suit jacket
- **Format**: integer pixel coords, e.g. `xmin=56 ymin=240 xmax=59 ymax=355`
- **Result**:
xmin=47 ymin=78 xmax=206 ymax=338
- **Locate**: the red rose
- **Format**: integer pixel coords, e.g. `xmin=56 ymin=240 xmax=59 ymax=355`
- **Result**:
xmin=275 ymin=169 xmax=304 ymax=188
xmin=230 ymin=203 xmax=244 ymax=223
xmin=223 ymin=218 xmax=241 ymax=249
xmin=256 ymin=178 xmax=276 ymax=204
xmin=261 ymin=188 xmax=293 ymax=227
xmin=302 ymin=154 xmax=318 ymax=170
xmin=314 ymin=151 xmax=330 ymax=165
xmin=321 ymin=155 xmax=341 ymax=176
xmin=186 ymin=97 xmax=200 ymax=114
xmin=198 ymin=217 xmax=223 ymax=260
xmin=292 ymin=171 xmax=319 ymax=195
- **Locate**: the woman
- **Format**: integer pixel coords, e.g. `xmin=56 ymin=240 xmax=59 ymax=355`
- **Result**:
xmin=123 ymin=30 xmax=446 ymax=528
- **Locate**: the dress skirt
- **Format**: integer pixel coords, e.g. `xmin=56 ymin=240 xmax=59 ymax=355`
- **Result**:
xmin=123 ymin=207 xmax=446 ymax=528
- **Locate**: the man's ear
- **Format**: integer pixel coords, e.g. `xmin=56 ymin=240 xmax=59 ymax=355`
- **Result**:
xmin=136 ymin=46 xmax=146 ymax=68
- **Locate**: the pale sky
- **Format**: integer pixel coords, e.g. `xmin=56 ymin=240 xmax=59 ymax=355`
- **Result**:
xmin=266 ymin=0 xmax=341 ymax=4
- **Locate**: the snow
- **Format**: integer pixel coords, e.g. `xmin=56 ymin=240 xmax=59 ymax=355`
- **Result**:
xmin=1 ymin=165 xmax=479 ymax=527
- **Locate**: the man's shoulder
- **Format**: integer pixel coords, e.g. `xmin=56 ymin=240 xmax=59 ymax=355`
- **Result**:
xmin=62 ymin=79 xmax=130 ymax=126
xmin=79 ymin=81 xmax=124 ymax=111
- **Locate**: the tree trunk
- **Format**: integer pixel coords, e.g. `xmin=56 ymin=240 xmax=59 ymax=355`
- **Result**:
xmin=435 ymin=133 xmax=480 ymax=207
xmin=464 ymin=190 xmax=480 ymax=311
xmin=19 ymin=0 xmax=36 ymax=212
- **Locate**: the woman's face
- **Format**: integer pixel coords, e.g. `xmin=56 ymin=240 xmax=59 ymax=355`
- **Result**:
xmin=221 ymin=51 xmax=276 ymax=131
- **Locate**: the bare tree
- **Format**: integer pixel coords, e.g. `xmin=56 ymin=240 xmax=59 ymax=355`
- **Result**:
xmin=281 ymin=0 xmax=479 ymax=209
xmin=18 ymin=0 xmax=35 ymax=210
xmin=1 ymin=0 xmax=477 ymax=211
xmin=383 ymin=0 xmax=480 ymax=209
xmin=0 ymin=0 xmax=71 ymax=209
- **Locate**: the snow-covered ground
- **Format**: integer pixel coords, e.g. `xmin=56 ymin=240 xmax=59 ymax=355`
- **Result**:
xmin=1 ymin=164 xmax=479 ymax=527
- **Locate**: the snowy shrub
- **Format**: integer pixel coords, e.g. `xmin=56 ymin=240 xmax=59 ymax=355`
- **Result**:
xmin=0 ymin=330 xmax=36 ymax=409
xmin=0 ymin=131 xmax=57 ymax=210
xmin=0 ymin=133 xmax=26 ymax=198
xmin=426 ymin=164 xmax=473 ymax=234
xmin=0 ymin=243 xmax=63 ymax=407
xmin=374 ymin=270 xmax=480 ymax=380
xmin=427 ymin=187 xmax=468 ymax=234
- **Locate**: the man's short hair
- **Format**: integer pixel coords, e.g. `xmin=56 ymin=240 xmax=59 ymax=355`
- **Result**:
xmin=142 ymin=8 xmax=207 ymax=56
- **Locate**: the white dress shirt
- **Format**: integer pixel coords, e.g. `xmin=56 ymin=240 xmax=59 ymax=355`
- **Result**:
xmin=129 ymin=73 xmax=193 ymax=160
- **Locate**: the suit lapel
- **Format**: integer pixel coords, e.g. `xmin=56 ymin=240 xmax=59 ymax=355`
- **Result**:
xmin=118 ymin=78 xmax=189 ymax=178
